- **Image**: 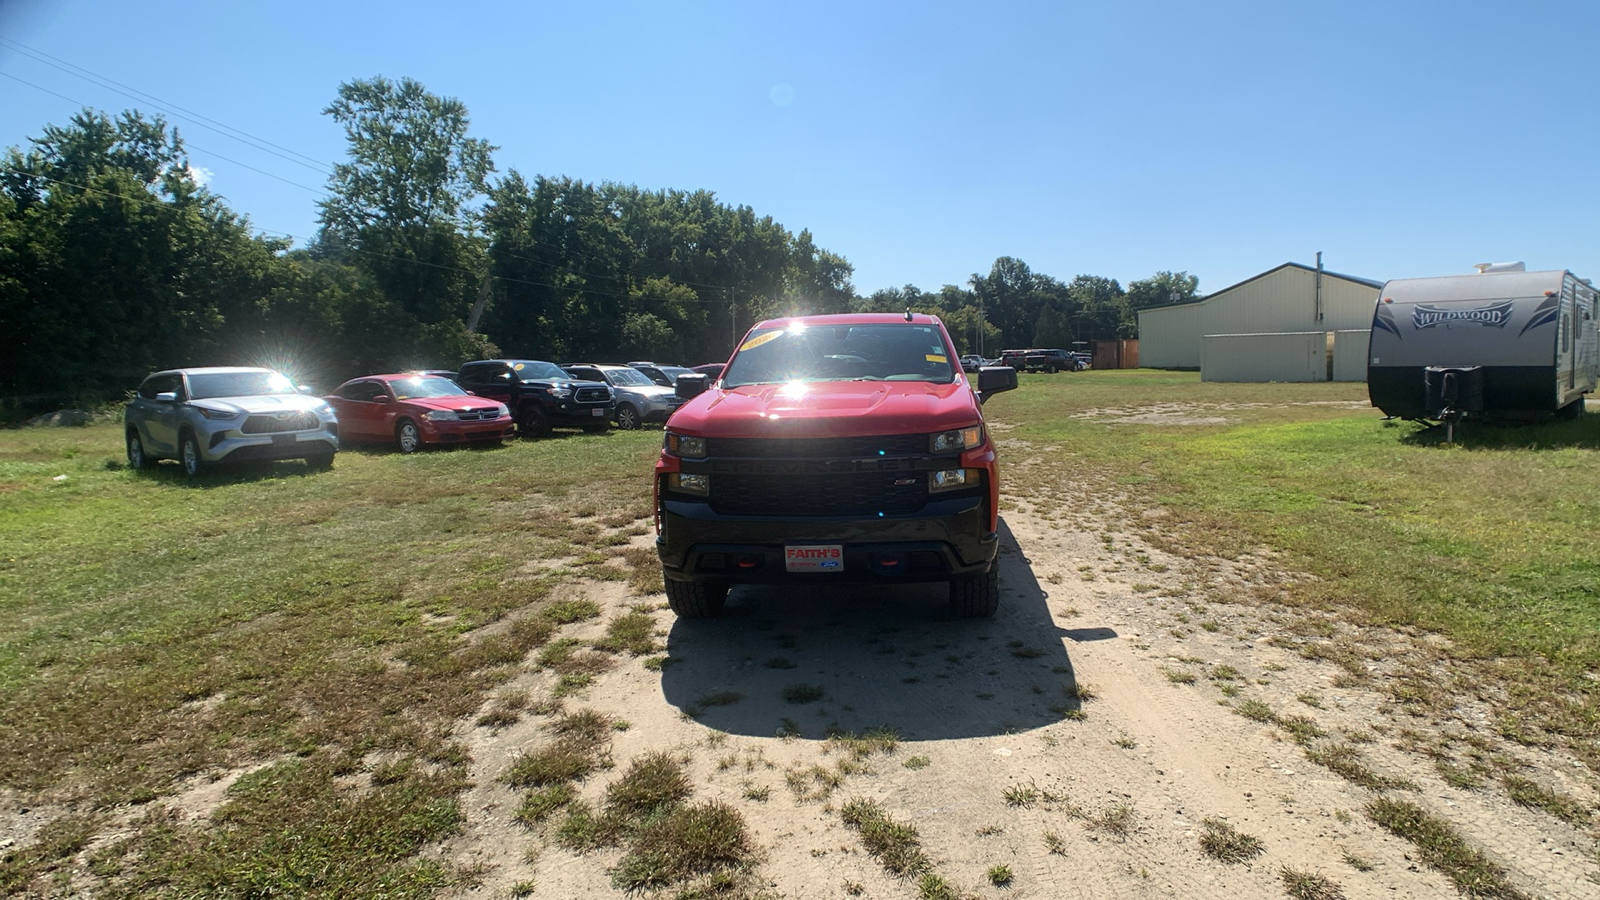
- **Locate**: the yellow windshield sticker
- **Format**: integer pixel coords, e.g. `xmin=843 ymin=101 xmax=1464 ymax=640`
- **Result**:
xmin=513 ymin=363 xmax=524 ymax=371
xmin=926 ymin=354 xmax=948 ymax=363
xmin=739 ymin=331 xmax=781 ymax=352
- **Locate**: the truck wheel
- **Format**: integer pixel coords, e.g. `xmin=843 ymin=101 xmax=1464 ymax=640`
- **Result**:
xmin=518 ymin=404 xmax=550 ymax=438
xmin=616 ymin=404 xmax=641 ymax=430
xmin=665 ymin=579 xmax=728 ymax=618
xmin=126 ymin=429 xmax=149 ymax=470
xmin=949 ymin=567 xmax=1000 ymax=618
xmin=179 ymin=431 xmax=205 ymax=478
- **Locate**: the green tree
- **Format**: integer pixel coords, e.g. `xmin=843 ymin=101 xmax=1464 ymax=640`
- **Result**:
xmin=318 ymin=76 xmax=497 ymax=365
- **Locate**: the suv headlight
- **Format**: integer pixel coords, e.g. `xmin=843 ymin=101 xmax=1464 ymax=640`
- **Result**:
xmin=930 ymin=426 xmax=984 ymax=453
xmin=665 ymin=432 xmax=707 ymax=458
xmin=424 ymin=409 xmax=458 ymax=421
xmin=197 ymin=407 xmax=242 ymax=420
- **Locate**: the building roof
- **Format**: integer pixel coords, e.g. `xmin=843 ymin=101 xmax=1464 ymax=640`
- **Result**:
xmin=1143 ymin=262 xmax=1383 ymax=313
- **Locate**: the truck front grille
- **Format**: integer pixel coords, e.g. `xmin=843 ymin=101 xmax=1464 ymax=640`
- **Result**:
xmin=242 ymin=412 xmax=318 ymax=434
xmin=575 ymin=387 xmax=610 ymax=403
xmin=709 ymin=434 xmax=927 ymax=459
xmin=710 ymin=472 xmax=928 ymax=517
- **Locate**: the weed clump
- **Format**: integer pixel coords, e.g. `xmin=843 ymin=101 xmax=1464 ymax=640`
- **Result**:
xmin=1198 ymin=817 xmax=1264 ymax=863
xmin=840 ymin=798 xmax=930 ymax=877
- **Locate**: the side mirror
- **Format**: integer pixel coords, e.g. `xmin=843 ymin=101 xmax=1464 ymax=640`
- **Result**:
xmin=975 ymin=366 xmax=1018 ymax=403
xmin=155 ymin=391 xmax=177 ymax=403
xmin=676 ymin=373 xmax=709 ymax=400
xmin=375 ymin=395 xmax=391 ymax=404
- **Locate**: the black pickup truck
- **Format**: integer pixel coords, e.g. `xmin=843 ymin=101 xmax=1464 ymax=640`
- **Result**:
xmin=456 ymin=359 xmax=614 ymax=437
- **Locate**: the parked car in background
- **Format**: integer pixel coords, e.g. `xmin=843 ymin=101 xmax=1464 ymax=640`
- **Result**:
xmin=1069 ymin=351 xmax=1092 ymax=370
xmin=562 ymin=363 xmax=686 ymax=429
xmin=690 ymin=362 xmax=726 ymax=381
xmin=326 ymin=374 xmax=513 ymax=452
xmin=1024 ymin=348 xmax=1080 ymax=372
xmin=125 ymin=366 xmax=339 ymax=476
xmin=455 ymin=359 xmax=613 ymax=438
xmin=410 ymin=369 xmax=461 ymax=383
xmin=959 ymin=355 xmax=985 ymax=373
xmin=627 ymin=361 xmax=697 ymax=387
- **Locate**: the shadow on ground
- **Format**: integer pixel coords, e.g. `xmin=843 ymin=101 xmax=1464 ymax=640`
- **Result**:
xmin=660 ymin=519 xmax=1110 ymax=741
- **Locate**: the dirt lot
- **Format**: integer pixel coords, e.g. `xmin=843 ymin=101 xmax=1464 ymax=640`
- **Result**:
xmin=428 ymin=489 xmax=1598 ymax=897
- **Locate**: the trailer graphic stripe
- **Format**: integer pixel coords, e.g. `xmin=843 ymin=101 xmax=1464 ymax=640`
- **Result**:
xmin=1517 ymin=295 xmax=1560 ymax=337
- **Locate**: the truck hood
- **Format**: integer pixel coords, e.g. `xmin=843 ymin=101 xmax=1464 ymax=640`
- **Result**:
xmin=668 ymin=380 xmax=981 ymax=438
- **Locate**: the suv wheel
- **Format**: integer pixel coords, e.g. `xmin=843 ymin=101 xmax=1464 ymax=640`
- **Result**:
xmin=126 ymin=430 xmax=149 ymax=470
xmin=616 ymin=403 xmax=641 ymax=430
xmin=949 ymin=567 xmax=1000 ymax=618
xmin=305 ymin=451 xmax=335 ymax=471
xmin=396 ymin=419 xmax=422 ymax=453
xmin=518 ymin=404 xmax=550 ymax=438
xmin=664 ymin=579 xmax=728 ymax=618
xmin=179 ymin=431 xmax=205 ymax=478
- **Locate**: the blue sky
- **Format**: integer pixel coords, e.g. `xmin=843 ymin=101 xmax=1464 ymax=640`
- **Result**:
xmin=3 ymin=0 xmax=1598 ymax=297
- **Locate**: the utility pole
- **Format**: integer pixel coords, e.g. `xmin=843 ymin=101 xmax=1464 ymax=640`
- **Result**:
xmin=728 ymin=286 xmax=737 ymax=348
xmin=466 ymin=272 xmax=493 ymax=333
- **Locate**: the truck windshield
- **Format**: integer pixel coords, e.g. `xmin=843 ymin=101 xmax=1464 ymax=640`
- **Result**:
xmin=722 ymin=323 xmax=956 ymax=387
xmin=513 ymin=361 xmax=568 ymax=380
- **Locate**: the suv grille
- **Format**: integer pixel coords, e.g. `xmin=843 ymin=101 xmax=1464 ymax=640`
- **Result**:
xmin=242 ymin=412 xmax=318 ymax=434
xmin=709 ymin=434 xmax=927 ymax=459
xmin=575 ymin=387 xmax=610 ymax=403
xmin=711 ymin=472 xmax=927 ymax=517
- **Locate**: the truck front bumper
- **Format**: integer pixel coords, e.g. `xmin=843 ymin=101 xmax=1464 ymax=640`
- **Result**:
xmin=657 ymin=495 xmax=996 ymax=584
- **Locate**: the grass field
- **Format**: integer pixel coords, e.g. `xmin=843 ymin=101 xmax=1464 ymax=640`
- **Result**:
xmin=1 ymin=372 xmax=1596 ymax=892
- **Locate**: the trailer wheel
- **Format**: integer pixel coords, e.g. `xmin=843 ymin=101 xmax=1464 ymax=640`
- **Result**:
xmin=1556 ymin=398 xmax=1585 ymax=420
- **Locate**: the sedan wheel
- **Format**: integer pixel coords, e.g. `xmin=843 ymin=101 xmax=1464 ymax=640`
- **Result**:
xmin=396 ymin=420 xmax=422 ymax=453
xmin=179 ymin=432 xmax=204 ymax=477
xmin=616 ymin=404 xmax=641 ymax=430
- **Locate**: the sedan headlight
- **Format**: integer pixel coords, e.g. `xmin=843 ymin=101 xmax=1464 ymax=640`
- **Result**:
xmin=494 ymin=403 xmax=510 ymax=418
xmin=930 ymin=425 xmax=984 ymax=453
xmin=424 ymin=409 xmax=458 ymax=421
xmin=665 ymin=432 xmax=707 ymax=458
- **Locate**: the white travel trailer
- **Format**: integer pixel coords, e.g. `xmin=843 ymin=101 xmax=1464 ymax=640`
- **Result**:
xmin=1368 ymin=265 xmax=1598 ymax=421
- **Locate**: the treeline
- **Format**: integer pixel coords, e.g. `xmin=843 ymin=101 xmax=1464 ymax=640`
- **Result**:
xmin=0 ymin=76 xmax=1197 ymax=406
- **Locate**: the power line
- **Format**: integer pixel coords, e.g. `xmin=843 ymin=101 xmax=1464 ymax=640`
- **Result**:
xmin=0 ymin=36 xmax=334 ymax=177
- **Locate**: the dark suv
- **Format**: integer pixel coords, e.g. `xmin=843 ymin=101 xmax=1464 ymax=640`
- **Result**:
xmin=654 ymin=313 xmax=1017 ymax=618
xmin=456 ymin=359 xmax=614 ymax=437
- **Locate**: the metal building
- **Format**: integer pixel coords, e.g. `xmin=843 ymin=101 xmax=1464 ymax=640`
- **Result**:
xmin=1137 ymin=262 xmax=1383 ymax=379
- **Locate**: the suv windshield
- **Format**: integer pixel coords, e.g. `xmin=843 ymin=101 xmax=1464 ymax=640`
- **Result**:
xmin=723 ymin=323 xmax=955 ymax=387
xmin=392 ymin=377 xmax=467 ymax=400
xmin=188 ymin=371 xmax=297 ymax=399
xmin=605 ymin=368 xmax=654 ymax=387
xmin=513 ymin=361 xmax=568 ymax=380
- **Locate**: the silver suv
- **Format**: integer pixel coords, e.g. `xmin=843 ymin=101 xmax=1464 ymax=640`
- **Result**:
xmin=125 ymin=367 xmax=340 ymax=476
xmin=562 ymin=363 xmax=685 ymax=429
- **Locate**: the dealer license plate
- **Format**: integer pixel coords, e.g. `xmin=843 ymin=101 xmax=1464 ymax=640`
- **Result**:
xmin=785 ymin=545 xmax=843 ymax=573
xmin=592 ymin=408 xmax=605 ymax=416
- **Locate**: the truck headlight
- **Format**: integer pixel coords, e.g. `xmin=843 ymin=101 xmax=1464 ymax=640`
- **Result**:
xmin=669 ymin=472 xmax=709 ymax=495
xmin=929 ymin=468 xmax=980 ymax=492
xmin=930 ymin=426 xmax=984 ymax=453
xmin=665 ymin=432 xmax=707 ymax=458
xmin=545 ymin=383 xmax=573 ymax=398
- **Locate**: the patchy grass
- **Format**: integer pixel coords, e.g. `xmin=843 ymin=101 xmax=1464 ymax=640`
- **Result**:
xmin=504 ymin=709 xmax=613 ymax=787
xmin=840 ymin=798 xmax=930 ymax=877
xmin=1083 ymin=803 xmax=1136 ymax=840
xmin=0 ymin=813 xmax=101 ymax=895
xmin=1163 ymin=668 xmax=1198 ymax=685
xmin=1501 ymin=775 xmax=1593 ymax=827
xmin=986 ymin=863 xmax=1014 ymax=886
xmin=1305 ymin=744 xmax=1416 ymax=792
xmin=592 ymin=607 xmax=660 ymax=655
xmin=1280 ymin=866 xmax=1346 ymax=900
xmin=1232 ymin=699 xmax=1277 ymax=723
xmin=1198 ymin=817 xmax=1264 ymax=863
xmin=903 ymin=755 xmax=931 ymax=770
xmin=782 ymin=683 xmax=826 ymax=704
xmin=1366 ymin=797 xmax=1530 ymax=899
xmin=515 ymin=783 xmax=575 ymax=826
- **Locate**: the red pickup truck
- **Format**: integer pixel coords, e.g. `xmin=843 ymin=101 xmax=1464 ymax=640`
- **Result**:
xmin=653 ymin=313 xmax=1018 ymax=618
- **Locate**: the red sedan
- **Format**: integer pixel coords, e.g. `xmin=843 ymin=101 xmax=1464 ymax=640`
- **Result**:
xmin=327 ymin=374 xmax=514 ymax=452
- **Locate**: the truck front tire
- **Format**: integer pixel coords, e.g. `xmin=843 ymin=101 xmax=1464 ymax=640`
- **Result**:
xmin=518 ymin=404 xmax=550 ymax=438
xmin=949 ymin=567 xmax=1000 ymax=618
xmin=665 ymin=578 xmax=728 ymax=618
